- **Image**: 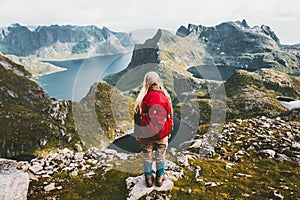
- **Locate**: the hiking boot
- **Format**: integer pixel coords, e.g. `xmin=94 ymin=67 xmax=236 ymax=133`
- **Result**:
xmin=145 ymin=175 xmax=154 ymax=187
xmin=155 ymin=174 xmax=165 ymax=187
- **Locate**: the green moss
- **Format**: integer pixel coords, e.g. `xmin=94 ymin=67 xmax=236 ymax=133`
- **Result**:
xmin=28 ymin=169 xmax=137 ymax=200
xmin=224 ymin=69 xmax=292 ymax=119
xmin=171 ymin=158 xmax=300 ymax=200
xmin=77 ymin=82 xmax=135 ymax=141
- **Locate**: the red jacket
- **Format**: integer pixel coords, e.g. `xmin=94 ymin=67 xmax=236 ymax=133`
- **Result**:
xmin=140 ymin=90 xmax=173 ymax=140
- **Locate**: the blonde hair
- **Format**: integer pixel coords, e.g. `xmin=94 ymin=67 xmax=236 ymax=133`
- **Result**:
xmin=134 ymin=71 xmax=172 ymax=113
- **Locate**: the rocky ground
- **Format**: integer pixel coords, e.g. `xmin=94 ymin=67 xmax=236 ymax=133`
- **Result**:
xmin=0 ymin=110 xmax=299 ymax=199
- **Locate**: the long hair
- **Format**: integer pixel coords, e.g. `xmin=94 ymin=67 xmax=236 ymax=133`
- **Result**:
xmin=134 ymin=71 xmax=172 ymax=113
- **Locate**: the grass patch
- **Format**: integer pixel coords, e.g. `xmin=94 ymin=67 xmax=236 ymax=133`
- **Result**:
xmin=29 ymin=169 xmax=138 ymax=200
xmin=170 ymin=158 xmax=300 ymax=200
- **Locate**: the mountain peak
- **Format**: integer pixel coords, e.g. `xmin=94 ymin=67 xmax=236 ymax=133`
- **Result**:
xmin=241 ymin=19 xmax=250 ymax=28
xmin=11 ymin=23 xmax=21 ymax=28
xmin=176 ymin=20 xmax=280 ymax=44
xmin=260 ymin=24 xmax=280 ymax=43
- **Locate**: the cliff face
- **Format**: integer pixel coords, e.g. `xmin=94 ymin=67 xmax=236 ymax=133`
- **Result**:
xmin=0 ymin=53 xmax=81 ymax=158
xmin=0 ymin=24 xmax=133 ymax=58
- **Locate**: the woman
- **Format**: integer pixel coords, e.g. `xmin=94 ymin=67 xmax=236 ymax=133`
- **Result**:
xmin=134 ymin=71 xmax=173 ymax=187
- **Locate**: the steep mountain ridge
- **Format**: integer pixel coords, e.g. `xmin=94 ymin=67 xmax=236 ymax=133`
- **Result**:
xmin=105 ymin=20 xmax=300 ymax=91
xmin=0 ymin=53 xmax=81 ymax=158
xmin=104 ymin=28 xmax=207 ymax=90
xmin=176 ymin=20 xmax=300 ymax=73
xmin=177 ymin=20 xmax=280 ymax=53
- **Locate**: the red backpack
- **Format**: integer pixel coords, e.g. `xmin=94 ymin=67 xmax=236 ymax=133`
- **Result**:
xmin=139 ymin=90 xmax=173 ymax=140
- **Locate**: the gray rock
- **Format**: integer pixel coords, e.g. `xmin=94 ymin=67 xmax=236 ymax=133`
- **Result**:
xmin=236 ymin=173 xmax=253 ymax=178
xmin=198 ymin=146 xmax=215 ymax=157
xmin=0 ymin=168 xmax=29 ymax=200
xmin=194 ymin=166 xmax=202 ymax=182
xmin=102 ymin=148 xmax=117 ymax=155
xmin=29 ymin=163 xmax=43 ymax=174
xmin=85 ymin=147 xmax=102 ymax=159
xmin=126 ymin=175 xmax=173 ymax=200
xmin=276 ymin=153 xmax=289 ymax=162
xmin=44 ymin=182 xmax=55 ymax=192
xmin=176 ymin=155 xmax=190 ymax=167
xmin=273 ymin=190 xmax=284 ymax=200
xmin=163 ymin=160 xmax=184 ymax=181
xmin=74 ymin=152 xmax=84 ymax=161
xmin=17 ymin=161 xmax=29 ymax=172
xmin=116 ymin=153 xmax=128 ymax=160
xmin=0 ymin=158 xmax=17 ymax=168
xmin=291 ymin=141 xmax=300 ymax=150
xmin=204 ymin=182 xmax=223 ymax=187
xmin=258 ymin=149 xmax=276 ymax=158
xmin=235 ymin=150 xmax=250 ymax=157
xmin=82 ymin=171 xmax=96 ymax=177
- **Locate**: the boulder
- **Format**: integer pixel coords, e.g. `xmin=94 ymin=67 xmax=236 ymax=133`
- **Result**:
xmin=0 ymin=168 xmax=29 ymax=200
xmin=126 ymin=175 xmax=173 ymax=200
xmin=126 ymin=160 xmax=183 ymax=200
xmin=0 ymin=158 xmax=17 ymax=168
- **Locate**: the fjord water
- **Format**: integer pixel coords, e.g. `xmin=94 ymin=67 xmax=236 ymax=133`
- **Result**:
xmin=36 ymin=51 xmax=133 ymax=101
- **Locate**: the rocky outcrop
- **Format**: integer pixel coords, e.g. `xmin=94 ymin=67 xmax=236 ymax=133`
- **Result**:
xmin=2 ymin=107 xmax=299 ymax=199
xmin=0 ymin=168 xmax=29 ymax=200
xmin=126 ymin=175 xmax=174 ymax=200
xmin=12 ymin=147 xmax=184 ymax=200
xmin=0 ymin=53 xmax=50 ymax=107
xmin=0 ymin=158 xmax=17 ymax=168
xmin=190 ymin=114 xmax=300 ymax=166
xmin=126 ymin=159 xmax=184 ymax=199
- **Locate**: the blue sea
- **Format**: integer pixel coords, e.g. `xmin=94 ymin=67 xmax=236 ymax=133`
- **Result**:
xmin=36 ymin=51 xmax=133 ymax=101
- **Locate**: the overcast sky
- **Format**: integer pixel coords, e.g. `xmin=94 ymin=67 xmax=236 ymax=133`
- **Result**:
xmin=0 ymin=0 xmax=299 ymax=44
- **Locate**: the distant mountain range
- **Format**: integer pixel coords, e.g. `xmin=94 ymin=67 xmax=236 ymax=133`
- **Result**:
xmin=0 ymin=23 xmax=133 ymax=58
xmin=1 ymin=20 xmax=300 ymax=77
xmin=176 ymin=20 xmax=300 ymax=73
xmin=105 ymin=20 xmax=300 ymax=88
xmin=0 ymin=23 xmax=134 ymax=76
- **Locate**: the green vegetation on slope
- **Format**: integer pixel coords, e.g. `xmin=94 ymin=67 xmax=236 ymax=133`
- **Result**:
xmin=0 ymin=54 xmax=81 ymax=158
xmin=225 ymin=69 xmax=300 ymax=119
